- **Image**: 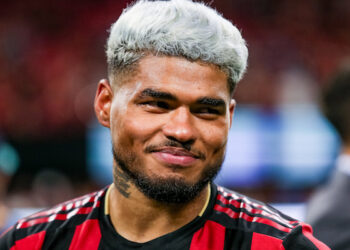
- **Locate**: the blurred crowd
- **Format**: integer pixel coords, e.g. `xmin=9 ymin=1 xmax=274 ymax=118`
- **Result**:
xmin=0 ymin=0 xmax=350 ymax=229
xmin=1 ymin=0 xmax=350 ymax=137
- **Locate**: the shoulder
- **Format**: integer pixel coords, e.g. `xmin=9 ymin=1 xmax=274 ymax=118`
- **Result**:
xmin=16 ymin=188 xmax=105 ymax=232
xmin=208 ymin=184 xmax=330 ymax=249
xmin=211 ymin=185 xmax=299 ymax=234
xmin=0 ymin=188 xmax=106 ymax=250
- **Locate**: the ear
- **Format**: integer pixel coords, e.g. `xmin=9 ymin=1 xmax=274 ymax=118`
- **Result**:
xmin=94 ymin=79 xmax=113 ymax=128
xmin=229 ymin=99 xmax=236 ymax=129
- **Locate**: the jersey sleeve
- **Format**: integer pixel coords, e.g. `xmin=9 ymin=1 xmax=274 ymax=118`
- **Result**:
xmin=0 ymin=224 xmax=46 ymax=250
xmin=283 ymin=223 xmax=330 ymax=250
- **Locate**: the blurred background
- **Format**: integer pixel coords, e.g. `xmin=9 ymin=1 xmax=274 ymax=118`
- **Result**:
xmin=0 ymin=0 xmax=349 ymax=230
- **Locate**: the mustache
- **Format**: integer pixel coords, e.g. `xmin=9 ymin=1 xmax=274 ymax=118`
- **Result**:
xmin=144 ymin=140 xmax=206 ymax=160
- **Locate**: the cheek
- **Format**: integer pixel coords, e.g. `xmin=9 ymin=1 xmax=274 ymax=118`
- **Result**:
xmin=200 ymin=122 xmax=229 ymax=152
xmin=113 ymin=112 xmax=163 ymax=147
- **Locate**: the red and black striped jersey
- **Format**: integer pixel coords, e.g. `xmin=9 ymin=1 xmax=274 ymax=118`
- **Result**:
xmin=0 ymin=183 xmax=329 ymax=250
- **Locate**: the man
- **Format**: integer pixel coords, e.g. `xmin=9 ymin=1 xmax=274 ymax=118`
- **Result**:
xmin=0 ymin=0 xmax=329 ymax=249
xmin=306 ymin=67 xmax=350 ymax=250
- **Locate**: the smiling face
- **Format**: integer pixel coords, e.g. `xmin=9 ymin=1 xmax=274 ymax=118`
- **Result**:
xmin=95 ymin=55 xmax=235 ymax=203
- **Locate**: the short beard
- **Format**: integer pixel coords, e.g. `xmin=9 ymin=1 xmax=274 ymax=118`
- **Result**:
xmin=112 ymin=145 xmax=223 ymax=204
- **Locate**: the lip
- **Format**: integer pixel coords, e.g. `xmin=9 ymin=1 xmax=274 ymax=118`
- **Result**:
xmin=151 ymin=147 xmax=199 ymax=166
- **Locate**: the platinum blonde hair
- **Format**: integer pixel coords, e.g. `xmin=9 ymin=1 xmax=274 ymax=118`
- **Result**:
xmin=106 ymin=0 xmax=248 ymax=93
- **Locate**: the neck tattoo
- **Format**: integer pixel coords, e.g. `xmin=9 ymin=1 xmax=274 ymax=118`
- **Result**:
xmin=114 ymin=167 xmax=131 ymax=198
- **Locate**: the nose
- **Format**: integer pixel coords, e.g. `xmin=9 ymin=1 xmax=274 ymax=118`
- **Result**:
xmin=162 ymin=106 xmax=197 ymax=143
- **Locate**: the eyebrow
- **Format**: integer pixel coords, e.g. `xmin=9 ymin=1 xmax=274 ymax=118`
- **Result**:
xmin=197 ymin=97 xmax=226 ymax=107
xmin=139 ymin=88 xmax=177 ymax=100
xmin=138 ymin=88 xmax=226 ymax=107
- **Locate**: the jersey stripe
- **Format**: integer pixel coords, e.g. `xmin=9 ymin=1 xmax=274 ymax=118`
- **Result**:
xmin=190 ymin=220 xmax=225 ymax=250
xmin=300 ymin=223 xmax=330 ymax=250
xmin=16 ymin=190 xmax=104 ymax=230
xmin=251 ymin=232 xmax=284 ymax=250
xmin=26 ymin=190 xmax=104 ymax=219
xmin=69 ymin=219 xmax=101 ymax=250
xmin=214 ymin=204 xmax=292 ymax=233
xmin=10 ymin=231 xmax=46 ymax=250
xmin=217 ymin=187 xmax=298 ymax=226
xmin=217 ymin=194 xmax=295 ymax=228
xmin=17 ymin=206 xmax=98 ymax=229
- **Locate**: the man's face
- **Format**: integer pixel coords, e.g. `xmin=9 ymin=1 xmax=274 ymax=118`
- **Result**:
xmin=97 ymin=55 xmax=235 ymax=203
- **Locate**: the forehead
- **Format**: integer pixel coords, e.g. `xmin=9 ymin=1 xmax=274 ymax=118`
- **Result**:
xmin=117 ymin=55 xmax=230 ymax=101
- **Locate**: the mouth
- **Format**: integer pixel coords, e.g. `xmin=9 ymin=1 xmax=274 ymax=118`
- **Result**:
xmin=150 ymin=147 xmax=200 ymax=167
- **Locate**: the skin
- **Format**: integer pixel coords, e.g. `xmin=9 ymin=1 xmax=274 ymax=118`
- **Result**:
xmin=94 ymin=55 xmax=235 ymax=243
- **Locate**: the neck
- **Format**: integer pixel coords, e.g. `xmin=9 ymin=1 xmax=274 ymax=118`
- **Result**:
xmin=107 ymin=181 xmax=210 ymax=243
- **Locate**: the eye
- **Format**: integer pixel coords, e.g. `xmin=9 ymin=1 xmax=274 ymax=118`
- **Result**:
xmin=148 ymin=101 xmax=169 ymax=109
xmin=197 ymin=107 xmax=220 ymax=115
xmin=140 ymin=101 xmax=171 ymax=111
xmin=192 ymin=106 xmax=223 ymax=120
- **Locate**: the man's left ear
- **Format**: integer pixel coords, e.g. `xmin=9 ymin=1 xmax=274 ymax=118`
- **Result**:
xmin=229 ymin=99 xmax=236 ymax=128
xmin=94 ymin=79 xmax=113 ymax=128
